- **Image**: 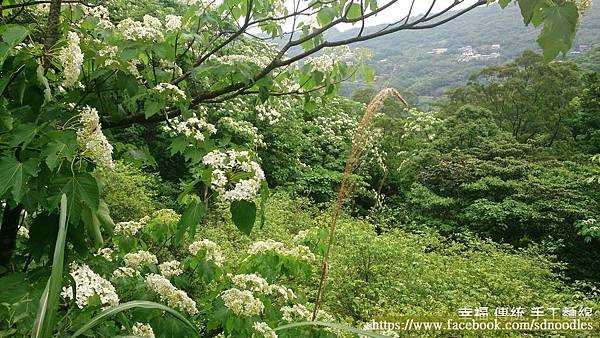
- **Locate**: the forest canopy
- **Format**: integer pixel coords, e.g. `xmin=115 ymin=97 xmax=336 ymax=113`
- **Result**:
xmin=0 ymin=0 xmax=598 ymax=337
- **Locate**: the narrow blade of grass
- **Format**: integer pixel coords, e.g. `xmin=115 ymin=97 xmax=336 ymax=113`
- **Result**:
xmin=70 ymin=300 xmax=198 ymax=337
xmin=32 ymin=194 xmax=68 ymax=338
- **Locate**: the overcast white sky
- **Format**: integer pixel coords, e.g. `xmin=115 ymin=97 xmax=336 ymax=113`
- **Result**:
xmin=358 ymin=0 xmax=480 ymax=27
xmin=287 ymin=0 xmax=483 ymax=31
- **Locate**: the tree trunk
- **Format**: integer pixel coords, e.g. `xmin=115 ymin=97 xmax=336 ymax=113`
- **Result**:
xmin=43 ymin=0 xmax=63 ymax=66
xmin=0 ymin=202 xmax=23 ymax=271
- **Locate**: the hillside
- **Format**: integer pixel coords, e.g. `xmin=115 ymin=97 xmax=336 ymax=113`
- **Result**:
xmin=331 ymin=2 xmax=600 ymax=100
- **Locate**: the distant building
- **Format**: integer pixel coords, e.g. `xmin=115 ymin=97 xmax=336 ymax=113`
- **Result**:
xmin=491 ymin=44 xmax=501 ymax=49
xmin=428 ymin=48 xmax=448 ymax=54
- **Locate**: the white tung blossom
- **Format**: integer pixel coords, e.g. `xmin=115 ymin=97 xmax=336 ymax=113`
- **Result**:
xmin=188 ymin=239 xmax=224 ymax=266
xmin=61 ymin=263 xmax=119 ymax=308
xmin=117 ymin=15 xmax=164 ymax=42
xmin=76 ymin=106 xmax=115 ymax=169
xmin=165 ymin=15 xmax=182 ymax=32
xmin=253 ymin=322 xmax=278 ymax=338
xmin=95 ymin=247 xmax=114 ymax=261
xmin=202 ymin=149 xmax=265 ymax=202
xmin=154 ymin=83 xmax=187 ymax=102
xmin=231 ymin=273 xmax=270 ymax=294
xmin=281 ymin=304 xmax=311 ymax=322
xmin=145 ymin=273 xmax=198 ymax=315
xmin=123 ymin=250 xmax=158 ymax=269
xmin=112 ymin=266 xmax=140 ymax=279
xmin=229 ymin=273 xmax=296 ymax=302
xmin=98 ymin=45 xmax=119 ymax=66
xmin=17 ymin=226 xmax=29 ymax=239
xmin=114 ymin=217 xmax=148 ymax=236
xmin=248 ymin=239 xmax=316 ymax=263
xmin=132 ymin=322 xmax=155 ymax=338
xmin=159 ymin=260 xmax=183 ymax=278
xmin=221 ymin=288 xmax=264 ymax=317
xmin=58 ymin=32 xmax=83 ymax=88
xmin=165 ymin=114 xmax=216 ymax=141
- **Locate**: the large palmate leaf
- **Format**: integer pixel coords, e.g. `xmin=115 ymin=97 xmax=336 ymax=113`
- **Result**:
xmin=230 ymin=200 xmax=256 ymax=235
xmin=0 ymin=155 xmax=40 ymax=203
xmin=53 ymin=173 xmax=100 ymax=224
xmin=175 ymin=200 xmax=205 ymax=243
xmin=537 ymin=2 xmax=579 ymax=61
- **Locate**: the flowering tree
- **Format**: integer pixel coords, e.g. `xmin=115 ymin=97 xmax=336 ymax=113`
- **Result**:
xmin=0 ymin=0 xmax=585 ymax=270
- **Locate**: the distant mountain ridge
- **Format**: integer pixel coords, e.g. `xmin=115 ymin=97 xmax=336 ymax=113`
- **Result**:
xmin=327 ymin=3 xmax=600 ymax=101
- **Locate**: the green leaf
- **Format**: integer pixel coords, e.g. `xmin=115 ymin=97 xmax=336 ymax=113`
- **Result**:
xmin=518 ymin=0 xmax=543 ymax=24
xmin=8 ymin=123 xmax=37 ymax=149
xmin=81 ymin=206 xmax=104 ymax=248
xmin=175 ymin=200 xmax=204 ymax=243
xmin=0 ymin=156 xmax=40 ymax=203
xmin=346 ymin=3 xmax=362 ymax=20
xmin=259 ymin=181 xmax=269 ymax=229
xmin=230 ymin=200 xmax=256 ymax=235
xmin=144 ymin=99 xmax=163 ymax=118
xmin=31 ymin=194 xmax=68 ymax=338
xmin=54 ymin=173 xmax=100 ymax=224
xmin=41 ymin=133 xmax=78 ymax=171
xmin=499 ymin=0 xmax=510 ymax=9
xmin=360 ymin=64 xmax=375 ymax=83
xmin=317 ymin=7 xmax=336 ymax=26
xmin=0 ymin=25 xmax=28 ymax=66
xmin=70 ymin=301 xmax=198 ymax=338
xmin=1 ymin=25 xmax=28 ymax=46
xmin=537 ymin=2 xmax=578 ymax=61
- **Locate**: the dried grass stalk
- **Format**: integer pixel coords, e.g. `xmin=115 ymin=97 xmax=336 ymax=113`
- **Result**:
xmin=312 ymin=88 xmax=407 ymax=319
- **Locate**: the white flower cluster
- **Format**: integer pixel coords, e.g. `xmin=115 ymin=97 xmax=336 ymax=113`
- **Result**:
xmin=230 ymin=273 xmax=296 ymax=302
xmin=165 ymin=15 xmax=182 ymax=32
xmin=292 ymin=229 xmax=310 ymax=242
xmin=231 ymin=273 xmax=270 ymax=293
xmin=202 ymin=149 xmax=265 ymax=202
xmin=145 ymin=273 xmax=198 ymax=315
xmin=76 ymin=105 xmax=115 ymax=169
xmin=256 ymin=104 xmax=282 ymax=125
xmin=114 ymin=217 xmax=148 ymax=236
xmin=253 ymin=322 xmax=278 ymax=338
xmin=123 ymin=250 xmax=158 ymax=269
xmin=81 ymin=4 xmax=113 ymax=29
xmin=159 ymin=59 xmax=183 ymax=78
xmin=61 ymin=263 xmax=119 ymax=308
xmin=177 ymin=0 xmax=215 ymax=8
xmin=154 ymin=83 xmax=187 ymax=102
xmin=132 ymin=322 xmax=155 ymax=338
xmin=165 ymin=115 xmax=216 ymax=141
xmin=17 ymin=226 xmax=29 ymax=239
xmin=219 ymin=117 xmax=265 ymax=147
xmin=402 ymin=109 xmax=441 ymax=141
xmin=117 ymin=15 xmax=164 ymax=42
xmin=221 ymin=288 xmax=264 ymax=317
xmin=58 ymin=32 xmax=83 ymax=88
xmin=218 ymin=54 xmax=271 ymax=68
xmin=248 ymin=239 xmax=316 ymax=263
xmin=159 ymin=260 xmax=183 ymax=278
xmin=112 ymin=266 xmax=140 ymax=279
xmin=98 ymin=46 xmax=119 ymax=66
xmin=280 ymin=304 xmax=311 ymax=322
xmin=306 ymin=46 xmax=351 ymax=73
xmin=96 ymin=247 xmax=114 ymax=261
xmin=152 ymin=209 xmax=181 ymax=224
xmin=313 ymin=111 xmax=357 ymax=145
xmin=188 ymin=239 xmax=225 ymax=266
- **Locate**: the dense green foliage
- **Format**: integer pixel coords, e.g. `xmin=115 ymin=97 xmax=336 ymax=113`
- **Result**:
xmin=0 ymin=0 xmax=599 ymax=337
